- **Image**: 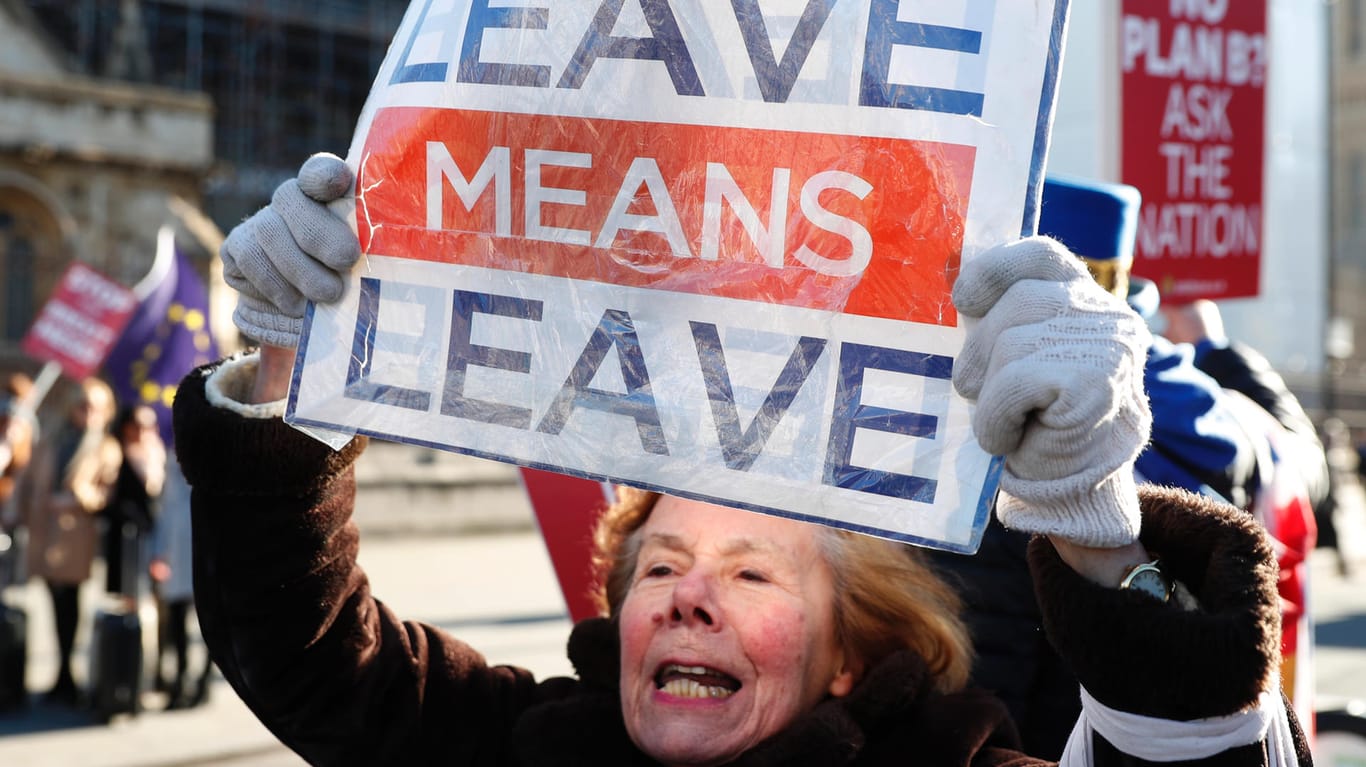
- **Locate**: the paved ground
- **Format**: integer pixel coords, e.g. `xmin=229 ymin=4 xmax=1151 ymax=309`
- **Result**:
xmin=1 ymin=443 xmax=1365 ymax=765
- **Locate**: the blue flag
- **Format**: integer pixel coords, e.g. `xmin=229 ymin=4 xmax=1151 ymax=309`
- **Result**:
xmin=105 ymin=227 xmax=219 ymax=446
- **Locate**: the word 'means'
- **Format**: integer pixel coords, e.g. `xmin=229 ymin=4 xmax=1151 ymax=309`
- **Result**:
xmin=427 ymin=140 xmax=874 ymax=277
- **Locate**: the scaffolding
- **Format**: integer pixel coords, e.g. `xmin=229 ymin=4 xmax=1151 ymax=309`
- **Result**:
xmin=22 ymin=0 xmax=408 ymax=229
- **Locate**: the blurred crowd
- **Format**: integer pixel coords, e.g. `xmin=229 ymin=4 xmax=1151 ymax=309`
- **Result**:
xmin=0 ymin=369 xmax=212 ymax=719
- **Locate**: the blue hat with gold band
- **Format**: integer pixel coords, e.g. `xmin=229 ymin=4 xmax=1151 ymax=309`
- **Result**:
xmin=1038 ymin=174 xmax=1158 ymax=318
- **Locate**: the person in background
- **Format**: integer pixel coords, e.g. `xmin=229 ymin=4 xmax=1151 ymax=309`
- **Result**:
xmin=101 ymin=403 xmax=166 ymax=606
xmin=1317 ymin=417 xmax=1359 ymax=576
xmin=1037 ymin=177 xmax=1263 ymax=510
xmin=1162 ymin=299 xmax=1330 ymax=514
xmin=0 ymin=372 xmax=37 ymax=589
xmin=14 ymin=377 xmax=121 ymax=705
xmin=148 ymin=455 xmax=213 ymax=710
xmin=0 ymin=373 xmax=37 ymax=512
xmin=926 ymin=175 xmax=1268 ymax=758
xmin=1161 ymin=297 xmax=1328 ymax=717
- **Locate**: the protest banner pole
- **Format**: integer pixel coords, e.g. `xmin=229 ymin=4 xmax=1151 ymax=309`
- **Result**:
xmin=18 ymin=360 xmax=62 ymax=419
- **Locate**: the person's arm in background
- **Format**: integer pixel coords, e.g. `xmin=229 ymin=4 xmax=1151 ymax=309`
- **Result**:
xmin=0 ymin=415 xmax=29 ymax=529
xmin=1163 ymin=300 xmax=1330 ymax=508
xmin=0 ymin=411 xmax=33 ymax=486
xmin=7 ymin=434 xmax=42 ymax=535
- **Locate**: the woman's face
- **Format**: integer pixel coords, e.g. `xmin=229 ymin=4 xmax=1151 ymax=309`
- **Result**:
xmin=72 ymin=384 xmax=113 ymax=431
xmin=617 ymin=497 xmax=854 ymax=766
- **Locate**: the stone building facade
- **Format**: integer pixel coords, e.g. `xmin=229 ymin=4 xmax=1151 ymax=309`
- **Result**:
xmin=0 ymin=0 xmax=221 ymax=389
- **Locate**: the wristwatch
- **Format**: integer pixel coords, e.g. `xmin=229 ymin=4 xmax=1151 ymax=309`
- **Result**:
xmin=1118 ymin=560 xmax=1174 ymax=603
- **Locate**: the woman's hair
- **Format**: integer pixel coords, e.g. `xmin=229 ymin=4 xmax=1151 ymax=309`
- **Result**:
xmin=590 ymin=487 xmax=974 ymax=694
xmin=591 ymin=486 xmax=658 ymax=620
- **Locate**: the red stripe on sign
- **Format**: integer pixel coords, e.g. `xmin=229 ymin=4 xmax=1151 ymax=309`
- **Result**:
xmin=357 ymin=107 xmax=973 ymax=326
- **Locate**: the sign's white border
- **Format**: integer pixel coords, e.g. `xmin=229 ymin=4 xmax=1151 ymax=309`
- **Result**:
xmin=287 ymin=0 xmax=1072 ymax=553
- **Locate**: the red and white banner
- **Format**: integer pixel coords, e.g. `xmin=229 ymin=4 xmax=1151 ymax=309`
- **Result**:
xmin=1121 ymin=0 xmax=1267 ymax=301
xmin=22 ymin=262 xmax=138 ymax=381
xmin=289 ymin=0 xmax=1068 ymax=553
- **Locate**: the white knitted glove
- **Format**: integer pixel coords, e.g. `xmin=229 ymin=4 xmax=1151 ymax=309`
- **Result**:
xmin=221 ymin=153 xmax=360 ymax=347
xmin=952 ymin=237 xmax=1153 ymax=547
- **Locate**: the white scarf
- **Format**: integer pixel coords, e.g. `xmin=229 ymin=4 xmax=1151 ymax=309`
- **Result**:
xmin=1060 ymin=686 xmax=1297 ymax=766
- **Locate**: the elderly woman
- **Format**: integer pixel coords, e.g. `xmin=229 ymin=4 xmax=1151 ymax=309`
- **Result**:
xmin=172 ymin=155 xmax=1307 ymax=765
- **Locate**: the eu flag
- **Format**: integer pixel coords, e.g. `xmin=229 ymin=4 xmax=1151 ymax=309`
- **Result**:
xmin=105 ymin=227 xmax=219 ymax=446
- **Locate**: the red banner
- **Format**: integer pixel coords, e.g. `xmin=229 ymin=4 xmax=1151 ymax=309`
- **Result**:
xmin=357 ymin=107 xmax=974 ymax=327
xmin=519 ymin=468 xmax=612 ymax=622
xmin=1120 ymin=0 xmax=1266 ymax=301
xmin=22 ymin=262 xmax=138 ymax=380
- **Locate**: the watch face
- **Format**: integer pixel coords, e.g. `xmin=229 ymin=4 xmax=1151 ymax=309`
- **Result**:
xmin=1124 ymin=565 xmax=1171 ymax=602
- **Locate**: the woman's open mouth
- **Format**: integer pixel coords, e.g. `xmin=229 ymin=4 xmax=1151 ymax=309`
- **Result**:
xmin=654 ymin=663 xmax=742 ymax=699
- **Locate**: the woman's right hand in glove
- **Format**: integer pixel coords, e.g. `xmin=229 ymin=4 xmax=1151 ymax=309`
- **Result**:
xmin=218 ymin=152 xmax=359 ymax=401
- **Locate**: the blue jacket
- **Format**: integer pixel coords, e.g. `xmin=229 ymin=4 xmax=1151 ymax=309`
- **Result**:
xmin=1134 ymin=336 xmax=1260 ymax=508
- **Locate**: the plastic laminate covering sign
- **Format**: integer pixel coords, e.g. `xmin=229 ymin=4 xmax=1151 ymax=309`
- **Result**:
xmin=289 ymin=0 xmax=1070 ymax=554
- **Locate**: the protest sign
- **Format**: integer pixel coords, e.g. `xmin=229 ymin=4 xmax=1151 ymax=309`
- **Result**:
xmin=22 ymin=262 xmax=138 ymax=381
xmin=289 ymin=0 xmax=1069 ymax=553
xmin=1121 ymin=0 xmax=1266 ymax=301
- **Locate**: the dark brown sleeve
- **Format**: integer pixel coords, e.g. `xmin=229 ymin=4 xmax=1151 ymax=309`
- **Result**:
xmin=1029 ymin=485 xmax=1281 ymax=721
xmin=1027 ymin=486 xmax=1312 ymax=765
xmin=173 ymin=358 xmax=546 ymax=766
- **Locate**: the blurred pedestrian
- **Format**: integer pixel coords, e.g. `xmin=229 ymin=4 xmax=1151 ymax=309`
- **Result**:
xmin=0 ymin=373 xmax=37 ymax=519
xmin=1162 ymin=298 xmax=1326 ymax=717
xmin=1162 ymin=299 xmax=1330 ymax=513
xmin=148 ymin=455 xmax=212 ymax=709
xmin=0 ymin=372 xmax=38 ymax=584
xmin=1316 ymin=417 xmax=1361 ymax=575
xmin=101 ymin=403 xmax=165 ymax=607
xmin=13 ymin=376 xmax=121 ymax=705
xmin=0 ymin=372 xmax=37 ymax=713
